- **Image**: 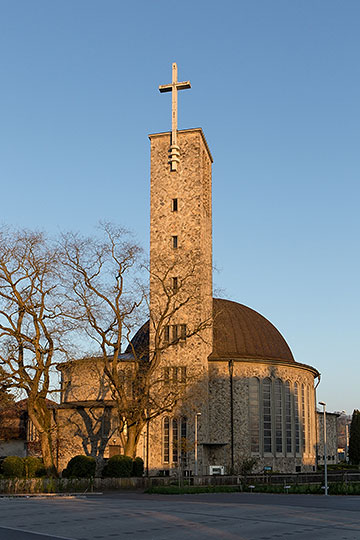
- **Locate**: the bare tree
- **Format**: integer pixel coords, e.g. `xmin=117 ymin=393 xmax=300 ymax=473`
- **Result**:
xmin=0 ymin=227 xmax=69 ymax=472
xmin=61 ymin=224 xmax=211 ymax=461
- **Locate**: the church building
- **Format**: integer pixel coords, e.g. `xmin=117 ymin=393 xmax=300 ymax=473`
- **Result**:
xmin=57 ymin=64 xmax=320 ymax=475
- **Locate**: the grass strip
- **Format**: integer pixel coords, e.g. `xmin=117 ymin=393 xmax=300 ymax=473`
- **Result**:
xmin=145 ymin=482 xmax=360 ymax=495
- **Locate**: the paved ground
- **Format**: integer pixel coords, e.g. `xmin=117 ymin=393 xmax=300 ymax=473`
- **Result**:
xmin=0 ymin=492 xmax=359 ymax=540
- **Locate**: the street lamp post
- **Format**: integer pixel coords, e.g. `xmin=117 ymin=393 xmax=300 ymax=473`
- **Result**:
xmin=319 ymin=401 xmax=328 ymax=496
xmin=194 ymin=413 xmax=201 ymax=476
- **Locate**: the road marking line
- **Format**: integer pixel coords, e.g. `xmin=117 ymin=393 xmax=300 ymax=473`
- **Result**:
xmin=0 ymin=525 xmax=74 ymax=540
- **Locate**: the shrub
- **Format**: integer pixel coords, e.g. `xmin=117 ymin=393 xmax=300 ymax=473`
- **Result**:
xmin=2 ymin=456 xmax=24 ymax=477
xmin=102 ymin=455 xmax=133 ymax=478
xmin=349 ymin=410 xmax=360 ymax=465
xmin=35 ymin=466 xmax=47 ymax=477
xmin=132 ymin=457 xmax=144 ymax=477
xmin=24 ymin=457 xmax=43 ymax=478
xmin=62 ymin=455 xmax=96 ymax=478
xmin=239 ymin=457 xmax=258 ymax=477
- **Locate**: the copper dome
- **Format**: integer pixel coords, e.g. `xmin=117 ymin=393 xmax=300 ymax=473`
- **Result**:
xmin=211 ymin=298 xmax=294 ymax=362
xmin=127 ymin=298 xmax=295 ymax=364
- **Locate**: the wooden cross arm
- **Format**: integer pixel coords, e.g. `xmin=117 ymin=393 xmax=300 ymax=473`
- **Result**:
xmin=159 ymin=81 xmax=191 ymax=93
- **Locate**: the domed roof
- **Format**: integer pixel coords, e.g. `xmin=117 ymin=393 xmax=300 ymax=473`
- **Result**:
xmin=125 ymin=320 xmax=149 ymax=358
xmin=127 ymin=298 xmax=295 ymax=364
xmin=211 ymin=298 xmax=294 ymax=362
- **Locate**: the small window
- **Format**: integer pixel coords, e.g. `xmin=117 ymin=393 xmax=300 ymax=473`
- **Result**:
xmin=172 ymin=277 xmax=178 ymax=292
xmin=172 ymin=324 xmax=178 ymax=341
xmin=164 ymin=366 xmax=186 ymax=384
xmin=164 ymin=324 xmax=186 ymax=344
xmin=180 ymin=324 xmax=186 ymax=340
xmin=172 ymin=236 xmax=178 ymax=249
xmin=172 ymin=198 xmax=178 ymax=212
xmin=164 ymin=367 xmax=170 ymax=384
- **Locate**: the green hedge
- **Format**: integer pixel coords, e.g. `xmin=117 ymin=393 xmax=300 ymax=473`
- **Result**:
xmin=62 ymin=454 xmax=144 ymax=478
xmin=62 ymin=456 xmax=96 ymax=478
xmin=1 ymin=456 xmax=44 ymax=478
xmin=102 ymin=455 xmax=133 ymax=478
xmin=146 ymin=482 xmax=360 ymax=496
xmin=101 ymin=455 xmax=144 ymax=478
xmin=132 ymin=457 xmax=144 ymax=477
xmin=24 ymin=457 xmax=44 ymax=478
xmin=2 ymin=456 xmax=24 ymax=478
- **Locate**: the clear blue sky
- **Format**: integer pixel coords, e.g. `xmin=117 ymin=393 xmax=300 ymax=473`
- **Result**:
xmin=1 ymin=0 xmax=359 ymax=414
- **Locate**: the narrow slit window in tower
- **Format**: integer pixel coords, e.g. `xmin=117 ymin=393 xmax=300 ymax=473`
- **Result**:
xmin=180 ymin=366 xmax=187 ymax=383
xmin=180 ymin=324 xmax=186 ymax=339
xmin=172 ymin=198 xmax=178 ymax=211
xmin=164 ymin=367 xmax=170 ymax=384
xmin=172 ymin=236 xmax=178 ymax=249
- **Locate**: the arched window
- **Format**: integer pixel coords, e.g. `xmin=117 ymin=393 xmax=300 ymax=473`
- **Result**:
xmin=301 ymin=384 xmax=306 ymax=454
xmin=285 ymin=381 xmax=292 ymax=454
xmin=172 ymin=418 xmax=178 ymax=463
xmin=306 ymin=385 xmax=311 ymax=455
xmin=249 ymin=377 xmax=260 ymax=453
xmin=263 ymin=378 xmax=272 ymax=454
xmin=180 ymin=417 xmax=188 ymax=466
xmin=162 ymin=416 xmax=188 ymax=465
xmin=275 ymin=379 xmax=283 ymax=454
xmin=294 ymin=382 xmax=300 ymax=454
xmin=163 ymin=417 xmax=170 ymax=463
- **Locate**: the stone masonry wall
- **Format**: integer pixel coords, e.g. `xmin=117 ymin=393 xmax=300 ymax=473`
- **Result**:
xmin=148 ymin=129 xmax=213 ymax=471
xmin=208 ymin=360 xmax=317 ymax=474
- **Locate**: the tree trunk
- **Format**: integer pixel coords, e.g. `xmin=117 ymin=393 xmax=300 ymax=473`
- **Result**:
xmin=95 ymin=456 xmax=105 ymax=478
xmin=27 ymin=400 xmax=56 ymax=474
xmin=123 ymin=423 xmax=142 ymax=458
xmin=39 ymin=430 xmax=56 ymax=474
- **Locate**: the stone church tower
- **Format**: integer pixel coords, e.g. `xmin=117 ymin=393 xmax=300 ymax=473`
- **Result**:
xmin=147 ymin=64 xmax=214 ymax=472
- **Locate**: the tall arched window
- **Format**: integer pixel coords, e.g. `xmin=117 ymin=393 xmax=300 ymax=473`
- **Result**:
xmin=294 ymin=382 xmax=300 ymax=454
xmin=263 ymin=378 xmax=272 ymax=453
xmin=163 ymin=417 xmax=170 ymax=463
xmin=172 ymin=418 xmax=178 ymax=463
xmin=162 ymin=416 xmax=188 ymax=465
xmin=285 ymin=381 xmax=292 ymax=454
xmin=249 ymin=377 xmax=260 ymax=453
xmin=275 ymin=379 xmax=283 ymax=454
xmin=301 ymin=384 xmax=306 ymax=454
xmin=180 ymin=417 xmax=188 ymax=466
xmin=306 ymin=385 xmax=311 ymax=455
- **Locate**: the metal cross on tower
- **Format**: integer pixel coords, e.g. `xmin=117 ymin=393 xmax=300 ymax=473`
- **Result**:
xmin=159 ymin=63 xmax=191 ymax=171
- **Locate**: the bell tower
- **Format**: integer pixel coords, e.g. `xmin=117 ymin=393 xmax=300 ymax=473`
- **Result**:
xmin=147 ymin=64 xmax=213 ymax=472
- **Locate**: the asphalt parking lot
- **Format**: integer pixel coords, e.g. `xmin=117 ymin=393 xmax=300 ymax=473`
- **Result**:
xmin=0 ymin=492 xmax=359 ymax=540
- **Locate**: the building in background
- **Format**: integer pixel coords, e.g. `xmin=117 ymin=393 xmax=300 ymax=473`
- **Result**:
xmin=0 ymin=399 xmax=56 ymax=459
